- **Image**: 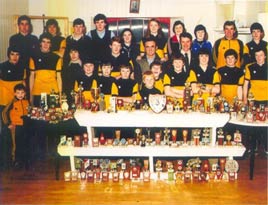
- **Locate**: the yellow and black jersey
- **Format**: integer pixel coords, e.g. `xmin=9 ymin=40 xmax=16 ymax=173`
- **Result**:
xmin=163 ymin=68 xmax=191 ymax=88
xmin=190 ymin=66 xmax=220 ymax=85
xmin=113 ymin=78 xmax=139 ymax=97
xmin=97 ymin=76 xmax=116 ymax=95
xmin=0 ymin=61 xmax=26 ymax=105
xmin=245 ymin=62 xmax=268 ymax=101
xmin=154 ymin=78 xmax=164 ymax=93
xmin=140 ymin=34 xmax=168 ymax=59
xmin=243 ymin=40 xmax=268 ymax=65
xmin=29 ymin=51 xmax=62 ymax=95
xmin=213 ymin=38 xmax=244 ymax=69
xmin=2 ymin=98 xmax=29 ymax=126
xmin=74 ymin=73 xmax=97 ymax=101
xmin=218 ymin=66 xmax=244 ymax=103
xmin=138 ymin=86 xmax=161 ymax=104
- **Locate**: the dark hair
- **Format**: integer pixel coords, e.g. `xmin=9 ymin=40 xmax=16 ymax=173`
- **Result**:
xmin=110 ymin=36 xmax=122 ymax=45
xmin=120 ymin=28 xmax=137 ymax=45
xmin=144 ymin=18 xmax=164 ymax=39
xmin=73 ymin=18 xmax=85 ymax=27
xmin=171 ymin=53 xmax=185 ymax=63
xmin=39 ymin=32 xmax=53 ymax=43
xmin=101 ymin=62 xmax=112 ymax=67
xmin=150 ymin=60 xmax=162 ymax=70
xmin=119 ymin=64 xmax=132 ymax=72
xmin=194 ymin=24 xmax=208 ymax=41
xmin=143 ymin=37 xmax=157 ymax=46
xmin=45 ymin=18 xmax=61 ymax=36
xmin=14 ymin=83 xmax=26 ymax=92
xmin=250 ymin=22 xmax=265 ymax=39
xmin=93 ymin=13 xmax=107 ymax=23
xmin=224 ymin=49 xmax=238 ymax=59
xmin=17 ymin=15 xmax=33 ymax=33
xmin=7 ymin=45 xmax=21 ymax=57
xmin=223 ymin=20 xmax=238 ymax=39
xmin=180 ymin=32 xmax=193 ymax=41
xmin=172 ymin=20 xmax=186 ymax=34
xmin=17 ymin=15 xmax=31 ymax=25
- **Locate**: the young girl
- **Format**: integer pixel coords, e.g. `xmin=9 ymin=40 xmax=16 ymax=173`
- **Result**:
xmin=167 ymin=20 xmax=186 ymax=57
xmin=120 ymin=28 xmax=140 ymax=62
xmin=139 ymin=18 xmax=168 ymax=62
xmin=191 ymin=24 xmax=212 ymax=59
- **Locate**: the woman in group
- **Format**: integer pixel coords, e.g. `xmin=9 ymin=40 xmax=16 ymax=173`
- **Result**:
xmin=139 ymin=18 xmax=168 ymax=62
xmin=167 ymin=20 xmax=186 ymax=57
xmin=44 ymin=18 xmax=66 ymax=58
xmin=120 ymin=28 xmax=140 ymax=62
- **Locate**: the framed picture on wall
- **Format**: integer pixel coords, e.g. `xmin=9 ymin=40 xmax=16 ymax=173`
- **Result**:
xmin=129 ymin=0 xmax=140 ymax=13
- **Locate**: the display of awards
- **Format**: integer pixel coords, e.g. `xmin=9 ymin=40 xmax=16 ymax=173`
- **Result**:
xmin=148 ymin=94 xmax=166 ymax=113
xmin=225 ymin=159 xmax=239 ymax=181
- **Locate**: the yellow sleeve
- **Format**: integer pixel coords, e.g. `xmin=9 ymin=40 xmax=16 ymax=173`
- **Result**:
xmin=111 ymin=82 xmax=118 ymax=96
xmin=133 ymin=83 xmax=139 ymax=94
xmin=163 ymin=43 xmax=168 ymax=55
xmin=140 ymin=40 xmax=145 ymax=54
xmin=74 ymin=81 xmax=78 ymax=92
xmin=244 ymin=64 xmax=251 ymax=80
xmin=187 ymin=70 xmax=197 ymax=83
xmin=243 ymin=44 xmax=249 ymax=55
xmin=29 ymin=58 xmax=35 ymax=71
xmin=92 ymin=79 xmax=97 ymax=89
xmin=238 ymin=74 xmax=244 ymax=86
xmin=163 ymin=74 xmax=171 ymax=86
xmin=213 ymin=71 xmax=220 ymax=84
xmin=56 ymin=58 xmax=62 ymax=71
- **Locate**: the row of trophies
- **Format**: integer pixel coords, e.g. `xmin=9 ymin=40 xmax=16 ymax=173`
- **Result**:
xmin=64 ymin=157 xmax=239 ymax=182
xmin=62 ymin=127 xmax=242 ymax=147
xmin=27 ymin=90 xmax=74 ymax=123
xmin=75 ymin=82 xmax=268 ymax=123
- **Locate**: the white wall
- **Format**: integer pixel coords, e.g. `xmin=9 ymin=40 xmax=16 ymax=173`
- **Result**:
xmin=27 ymin=0 xmax=267 ymax=43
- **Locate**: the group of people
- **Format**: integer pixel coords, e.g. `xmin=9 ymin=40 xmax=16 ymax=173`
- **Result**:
xmin=0 ymin=13 xmax=267 ymax=170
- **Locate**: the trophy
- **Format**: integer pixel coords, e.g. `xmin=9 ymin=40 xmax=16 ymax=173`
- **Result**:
xmin=76 ymin=83 xmax=84 ymax=109
xmin=70 ymin=90 xmax=77 ymax=111
xmin=49 ymin=89 xmax=59 ymax=108
xmin=61 ymin=93 xmax=69 ymax=114
xmin=91 ymin=87 xmax=100 ymax=111
xmin=182 ymin=129 xmax=188 ymax=145
xmin=202 ymin=128 xmax=210 ymax=145
xmin=192 ymin=129 xmax=201 ymax=146
xmin=164 ymin=128 xmax=171 ymax=145
xmin=183 ymin=82 xmax=192 ymax=112
xmin=217 ymin=128 xmax=224 ymax=146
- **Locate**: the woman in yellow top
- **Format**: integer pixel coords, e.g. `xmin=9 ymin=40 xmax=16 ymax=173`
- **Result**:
xmin=218 ymin=49 xmax=244 ymax=104
xmin=139 ymin=18 xmax=168 ymax=62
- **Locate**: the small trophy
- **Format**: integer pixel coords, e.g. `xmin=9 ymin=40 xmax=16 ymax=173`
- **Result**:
xmin=76 ymin=83 xmax=84 ymax=109
xmin=183 ymin=82 xmax=192 ymax=112
xmin=202 ymin=128 xmax=210 ymax=145
xmin=91 ymin=87 xmax=100 ymax=112
xmin=182 ymin=129 xmax=188 ymax=145
xmin=164 ymin=128 xmax=171 ymax=145
xmin=61 ymin=93 xmax=69 ymax=114
xmin=192 ymin=129 xmax=201 ymax=146
xmin=217 ymin=128 xmax=224 ymax=146
xmin=49 ymin=89 xmax=59 ymax=108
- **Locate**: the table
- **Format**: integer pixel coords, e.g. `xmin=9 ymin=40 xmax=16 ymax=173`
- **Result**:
xmin=228 ymin=119 xmax=268 ymax=180
xmin=23 ymin=117 xmax=86 ymax=180
xmin=58 ymin=110 xmax=246 ymax=173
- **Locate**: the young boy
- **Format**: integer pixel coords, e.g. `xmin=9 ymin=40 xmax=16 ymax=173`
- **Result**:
xmin=2 ymin=84 xmax=30 ymax=169
xmin=163 ymin=54 xmax=192 ymax=106
xmin=74 ymin=59 xmax=97 ymax=102
xmin=139 ymin=70 xmax=161 ymax=105
xmin=87 ymin=13 xmax=115 ymax=67
xmin=113 ymin=64 xmax=140 ymax=105
xmin=150 ymin=60 xmax=164 ymax=93
xmin=97 ymin=62 xmax=117 ymax=108
xmin=62 ymin=47 xmax=83 ymax=105
xmin=218 ymin=49 xmax=244 ymax=104
xmin=105 ymin=36 xmax=131 ymax=79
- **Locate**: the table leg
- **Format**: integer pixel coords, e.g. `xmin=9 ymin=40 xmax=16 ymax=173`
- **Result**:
xmin=249 ymin=134 xmax=256 ymax=180
xmin=70 ymin=155 xmax=75 ymax=171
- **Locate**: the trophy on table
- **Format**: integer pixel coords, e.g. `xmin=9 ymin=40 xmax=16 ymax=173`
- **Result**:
xmin=183 ymin=82 xmax=192 ymax=112
xmin=76 ymin=83 xmax=84 ymax=109
xmin=91 ymin=87 xmax=100 ymax=111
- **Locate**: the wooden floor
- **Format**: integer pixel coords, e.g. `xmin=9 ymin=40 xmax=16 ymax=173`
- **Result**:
xmin=0 ymin=153 xmax=267 ymax=205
